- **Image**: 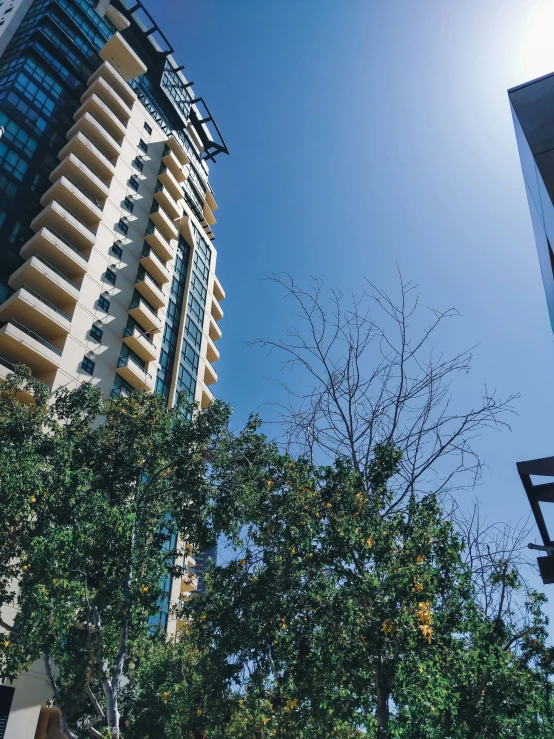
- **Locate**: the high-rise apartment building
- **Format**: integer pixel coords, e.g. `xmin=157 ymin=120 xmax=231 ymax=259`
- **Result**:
xmin=510 ymin=74 xmax=554 ymax=331
xmin=0 ymin=0 xmax=228 ymax=735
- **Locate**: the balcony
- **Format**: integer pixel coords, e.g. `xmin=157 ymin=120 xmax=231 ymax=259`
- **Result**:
xmin=99 ymin=31 xmax=147 ymax=81
xmin=180 ymin=568 xmax=199 ymax=593
xmin=162 ymin=145 xmax=185 ymax=183
xmin=51 ymin=153 xmax=110 ymax=204
xmin=123 ymin=325 xmax=158 ymax=363
xmin=0 ymin=286 xmax=71 ymax=343
xmin=31 ymin=201 xmax=96 ymax=252
xmin=129 ymin=296 xmax=161 ymax=334
xmin=116 ymin=353 xmax=154 ymax=391
xmin=67 ymin=115 xmax=121 ymax=164
xmin=211 ymin=297 xmax=223 ymax=322
xmin=135 ymin=271 xmax=166 ymax=310
xmin=144 ymin=222 xmax=175 ymax=262
xmin=165 ymin=136 xmax=189 ymax=167
xmin=87 ymin=60 xmax=137 ymax=109
xmin=213 ymin=274 xmax=225 ymax=302
xmin=154 ymin=183 xmax=181 ymax=220
xmin=150 ymin=202 xmax=178 ymax=242
xmin=209 ymin=316 xmax=222 ymax=342
xmin=81 ymin=76 xmax=133 ymax=125
xmin=206 ymin=186 xmax=218 ymax=213
xmin=140 ymin=246 xmax=170 ymax=285
xmin=9 ymin=255 xmax=79 ymax=309
xmin=203 ymin=201 xmax=216 ymax=227
xmin=0 ymin=357 xmax=51 ymax=403
xmin=157 ymin=164 xmax=183 ymax=202
xmin=201 ymin=386 xmax=214 ymax=409
xmin=20 ymin=228 xmax=89 ymax=279
xmin=206 ymin=336 xmax=220 ymax=364
xmin=0 ymin=320 xmax=62 ymax=375
xmin=204 ymin=362 xmax=218 ymax=386
xmin=74 ymin=94 xmax=126 ymax=145
xmin=40 ymin=177 xmax=103 ymax=228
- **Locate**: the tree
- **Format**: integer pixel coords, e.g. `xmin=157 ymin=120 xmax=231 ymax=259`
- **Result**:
xmin=0 ymin=372 xmax=248 ymax=739
xmin=166 ymin=438 xmax=554 ymax=739
xmin=0 ymin=366 xmax=56 ymax=634
xmin=250 ymin=274 xmax=516 ymax=507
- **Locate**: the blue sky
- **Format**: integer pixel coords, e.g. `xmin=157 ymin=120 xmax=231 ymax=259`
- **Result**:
xmin=160 ymin=1 xmax=554 ymax=604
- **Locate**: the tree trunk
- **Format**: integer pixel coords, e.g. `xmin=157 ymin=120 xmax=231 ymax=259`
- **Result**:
xmin=375 ymin=659 xmax=390 ymax=738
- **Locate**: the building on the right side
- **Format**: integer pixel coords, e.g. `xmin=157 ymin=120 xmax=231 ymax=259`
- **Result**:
xmin=509 ymin=74 xmax=554 ymax=332
xmin=509 ymin=76 xmax=554 ymax=584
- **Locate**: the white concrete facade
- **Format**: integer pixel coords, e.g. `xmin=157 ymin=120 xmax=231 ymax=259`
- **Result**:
xmin=0 ymin=2 xmax=225 ymax=736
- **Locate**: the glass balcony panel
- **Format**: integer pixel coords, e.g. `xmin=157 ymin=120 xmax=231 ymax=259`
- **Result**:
xmin=129 ymin=296 xmax=161 ymax=333
xmin=139 ymin=246 xmax=170 ymax=285
xmin=40 ymin=177 xmax=102 ymax=228
xmin=157 ymin=164 xmax=183 ymax=202
xmin=74 ymin=94 xmax=126 ymax=145
xmin=150 ymin=202 xmax=178 ymax=241
xmin=154 ymin=184 xmax=181 ymax=220
xmin=116 ymin=353 xmax=154 ymax=390
xmin=144 ymin=223 xmax=175 ymax=261
xmin=0 ymin=320 xmax=61 ymax=378
xmin=51 ymin=152 xmax=110 ymax=203
xmin=123 ymin=325 xmax=158 ymax=363
xmin=20 ymin=228 xmax=89 ymax=279
xmin=66 ymin=115 xmax=121 ymax=164
xmin=9 ymin=255 xmax=79 ymax=310
xmin=209 ymin=316 xmax=222 ymax=342
xmin=87 ymin=60 xmax=137 ymax=108
xmin=31 ymin=201 xmax=96 ymax=251
xmin=204 ymin=361 xmax=218 ymax=386
xmin=212 ymin=274 xmax=225 ymax=302
xmin=81 ymin=76 xmax=133 ymax=124
xmin=135 ymin=271 xmax=166 ymax=309
xmin=211 ymin=297 xmax=223 ymax=321
xmin=162 ymin=146 xmax=185 ymax=182
xmin=0 ymin=286 xmax=71 ymax=343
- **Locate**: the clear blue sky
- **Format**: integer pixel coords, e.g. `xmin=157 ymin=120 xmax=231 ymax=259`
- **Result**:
xmin=159 ymin=1 xmax=554 ymax=606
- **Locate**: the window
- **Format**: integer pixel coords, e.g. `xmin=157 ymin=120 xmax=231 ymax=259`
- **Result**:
xmin=138 ymin=138 xmax=148 ymax=154
xmin=122 ymin=196 xmax=134 ymax=213
xmin=116 ymin=218 xmax=128 ymax=236
xmin=90 ymin=324 xmax=103 ymax=343
xmin=111 ymin=243 xmax=123 ymax=259
xmin=98 ymin=295 xmax=110 ymax=312
xmin=133 ymin=157 xmax=144 ymax=173
xmin=143 ymin=122 xmax=152 ymax=135
xmin=105 ymin=267 xmax=117 ymax=285
xmin=8 ymin=221 xmax=20 ymax=244
xmin=128 ymin=175 xmax=139 ymax=192
xmin=81 ymin=356 xmax=95 ymax=375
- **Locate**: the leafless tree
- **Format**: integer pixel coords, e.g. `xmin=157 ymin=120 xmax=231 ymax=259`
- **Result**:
xmin=250 ymin=272 xmax=517 ymax=511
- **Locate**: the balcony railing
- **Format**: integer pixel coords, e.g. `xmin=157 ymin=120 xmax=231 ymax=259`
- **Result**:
xmin=44 ymin=227 xmax=90 ymax=262
xmin=55 ymin=201 xmax=97 ymax=234
xmin=124 ymin=325 xmax=154 ymax=346
xmin=141 ymin=244 xmax=167 ymax=269
xmin=33 ymin=255 xmax=80 ymax=290
xmin=65 ymin=176 xmax=104 ymax=210
xmin=118 ymin=353 xmax=152 ymax=379
xmin=183 ymin=181 xmax=204 ymax=222
xmin=3 ymin=320 xmax=62 ymax=356
xmin=20 ymin=284 xmax=72 ymax=321
xmin=145 ymin=221 xmax=171 ymax=248
xmin=130 ymin=295 xmax=157 ymax=318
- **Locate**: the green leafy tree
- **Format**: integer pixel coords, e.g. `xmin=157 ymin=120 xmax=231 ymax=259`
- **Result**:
xmin=158 ymin=435 xmax=554 ymax=739
xmin=0 ymin=373 xmax=248 ymax=739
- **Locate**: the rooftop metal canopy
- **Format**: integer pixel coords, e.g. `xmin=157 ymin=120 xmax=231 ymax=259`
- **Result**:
xmin=517 ymin=455 xmax=554 ymax=584
xmin=112 ymin=0 xmax=230 ymax=162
